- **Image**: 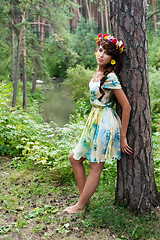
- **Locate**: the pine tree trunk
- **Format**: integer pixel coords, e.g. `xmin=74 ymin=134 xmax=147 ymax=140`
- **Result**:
xmin=152 ymin=0 xmax=158 ymax=38
xmin=89 ymin=1 xmax=92 ymax=19
xmin=31 ymin=61 xmax=38 ymax=94
xmin=72 ymin=0 xmax=77 ymax=29
xmin=22 ymin=11 xmax=27 ymax=110
xmin=40 ymin=17 xmax=45 ymax=54
xmin=105 ymin=0 xmax=109 ymax=33
xmin=12 ymin=21 xmax=23 ymax=107
xmin=76 ymin=0 xmax=81 ymax=19
xmin=109 ymin=0 xmax=160 ymax=213
xmin=101 ymin=11 xmax=105 ymax=33
xmin=11 ymin=0 xmax=15 ymax=82
xmin=86 ymin=0 xmax=91 ymax=20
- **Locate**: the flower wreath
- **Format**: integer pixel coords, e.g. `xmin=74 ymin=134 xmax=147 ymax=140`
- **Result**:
xmin=95 ymin=33 xmax=125 ymax=54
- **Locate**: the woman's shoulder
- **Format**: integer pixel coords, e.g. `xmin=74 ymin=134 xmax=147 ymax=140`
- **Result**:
xmin=103 ymin=72 xmax=121 ymax=90
xmin=106 ymin=72 xmax=118 ymax=79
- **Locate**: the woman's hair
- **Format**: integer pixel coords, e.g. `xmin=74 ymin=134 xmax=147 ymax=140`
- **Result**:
xmin=98 ymin=39 xmax=123 ymax=101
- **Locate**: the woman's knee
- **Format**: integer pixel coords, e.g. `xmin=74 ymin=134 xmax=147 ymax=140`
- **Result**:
xmin=69 ymin=152 xmax=75 ymax=163
xmin=89 ymin=162 xmax=104 ymax=176
xmin=69 ymin=152 xmax=84 ymax=164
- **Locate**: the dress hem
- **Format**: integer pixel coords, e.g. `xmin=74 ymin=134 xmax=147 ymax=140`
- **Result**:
xmin=72 ymin=151 xmax=121 ymax=163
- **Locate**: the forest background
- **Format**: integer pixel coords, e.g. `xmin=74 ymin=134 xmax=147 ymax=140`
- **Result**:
xmin=0 ymin=0 xmax=160 ymax=239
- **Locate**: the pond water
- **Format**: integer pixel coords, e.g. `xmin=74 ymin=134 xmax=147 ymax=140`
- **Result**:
xmin=41 ymin=79 xmax=75 ymax=127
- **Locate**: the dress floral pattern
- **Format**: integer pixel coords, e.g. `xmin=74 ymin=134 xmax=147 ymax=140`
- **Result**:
xmin=73 ymin=72 xmax=122 ymax=163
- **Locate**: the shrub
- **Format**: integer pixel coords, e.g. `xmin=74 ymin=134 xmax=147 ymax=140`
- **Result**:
xmin=149 ymin=67 xmax=160 ymax=132
xmin=72 ymin=17 xmax=98 ymax=70
xmin=65 ymin=64 xmax=95 ymax=102
xmin=0 ymin=82 xmax=86 ymax=182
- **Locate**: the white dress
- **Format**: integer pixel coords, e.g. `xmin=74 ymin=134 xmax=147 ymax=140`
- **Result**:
xmin=73 ymin=72 xmax=122 ymax=163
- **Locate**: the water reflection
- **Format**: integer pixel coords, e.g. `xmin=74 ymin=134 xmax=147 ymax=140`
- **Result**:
xmin=42 ymin=83 xmax=75 ymax=126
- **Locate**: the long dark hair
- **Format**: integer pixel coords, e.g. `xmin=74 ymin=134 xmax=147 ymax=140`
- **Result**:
xmin=98 ymin=39 xmax=123 ymax=101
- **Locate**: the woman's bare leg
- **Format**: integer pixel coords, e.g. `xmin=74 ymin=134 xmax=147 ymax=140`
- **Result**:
xmin=69 ymin=152 xmax=86 ymax=195
xmin=64 ymin=161 xmax=105 ymax=213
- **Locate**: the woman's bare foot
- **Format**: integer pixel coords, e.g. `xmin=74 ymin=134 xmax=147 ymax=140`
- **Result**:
xmin=63 ymin=203 xmax=84 ymax=214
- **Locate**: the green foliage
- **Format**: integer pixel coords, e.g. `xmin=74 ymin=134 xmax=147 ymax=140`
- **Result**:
xmin=72 ymin=17 xmax=98 ymax=69
xmin=148 ymin=37 xmax=160 ymax=69
xmin=71 ymin=98 xmax=91 ymax=121
xmin=0 ymin=81 xmax=85 ymax=181
xmin=44 ymin=33 xmax=78 ymax=78
xmin=149 ymin=67 xmax=160 ymax=132
xmin=153 ymin=132 xmax=160 ymax=191
xmin=0 ymin=38 xmax=12 ymax=81
xmin=65 ymin=64 xmax=94 ymax=101
xmin=24 ymin=205 xmax=58 ymax=220
xmin=0 ymin=0 xmax=76 ymax=81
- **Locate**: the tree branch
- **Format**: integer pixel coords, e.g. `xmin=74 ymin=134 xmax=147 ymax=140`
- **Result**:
xmin=28 ymin=22 xmax=51 ymax=27
xmin=147 ymin=10 xmax=160 ymax=20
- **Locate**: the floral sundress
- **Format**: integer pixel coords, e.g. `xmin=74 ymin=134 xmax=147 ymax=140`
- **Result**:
xmin=72 ymin=72 xmax=122 ymax=163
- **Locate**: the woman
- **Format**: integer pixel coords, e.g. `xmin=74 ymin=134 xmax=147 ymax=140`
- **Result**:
xmin=64 ymin=33 xmax=133 ymax=214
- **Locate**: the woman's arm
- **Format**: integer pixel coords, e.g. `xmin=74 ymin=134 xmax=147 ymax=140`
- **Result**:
xmin=113 ymin=89 xmax=133 ymax=155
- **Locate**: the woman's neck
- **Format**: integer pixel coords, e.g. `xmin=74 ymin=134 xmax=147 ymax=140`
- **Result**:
xmin=98 ymin=66 xmax=105 ymax=72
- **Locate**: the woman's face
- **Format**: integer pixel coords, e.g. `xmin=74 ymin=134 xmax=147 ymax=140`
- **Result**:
xmin=96 ymin=46 xmax=112 ymax=67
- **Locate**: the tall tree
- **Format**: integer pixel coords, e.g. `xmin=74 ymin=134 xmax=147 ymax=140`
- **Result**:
xmin=12 ymin=13 xmax=23 ymax=108
xmin=11 ymin=0 xmax=15 ymax=82
xmin=22 ymin=10 xmax=27 ymax=110
xmin=105 ymin=0 xmax=109 ymax=33
xmin=86 ymin=0 xmax=92 ymax=20
xmin=109 ymin=0 xmax=160 ymax=212
xmin=31 ymin=16 xmax=45 ymax=94
xmin=152 ymin=0 xmax=158 ymax=37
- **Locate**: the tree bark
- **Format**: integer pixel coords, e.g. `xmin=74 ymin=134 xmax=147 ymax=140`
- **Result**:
xmin=86 ymin=0 xmax=91 ymax=20
xmin=11 ymin=0 xmax=15 ymax=82
xmin=101 ymin=10 xmax=105 ymax=33
xmin=152 ymin=0 xmax=158 ymax=38
xmin=31 ymin=60 xmax=38 ymax=94
xmin=22 ymin=11 xmax=27 ymax=110
xmin=32 ymin=17 xmax=45 ymax=94
xmin=12 ymin=17 xmax=23 ymax=107
xmin=109 ymin=0 xmax=160 ymax=213
xmin=105 ymin=0 xmax=109 ymax=33
xmin=72 ymin=0 xmax=77 ymax=29
xmin=40 ymin=17 xmax=45 ymax=54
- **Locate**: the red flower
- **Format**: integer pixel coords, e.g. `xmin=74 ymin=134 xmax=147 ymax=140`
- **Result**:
xmin=97 ymin=41 xmax=100 ymax=45
xmin=98 ymin=33 xmax=103 ymax=38
xmin=121 ymin=43 xmax=124 ymax=47
xmin=112 ymin=39 xmax=117 ymax=44
xmin=103 ymin=34 xmax=109 ymax=37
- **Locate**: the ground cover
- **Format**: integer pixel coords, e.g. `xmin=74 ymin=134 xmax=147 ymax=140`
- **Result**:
xmin=0 ymin=157 xmax=159 ymax=240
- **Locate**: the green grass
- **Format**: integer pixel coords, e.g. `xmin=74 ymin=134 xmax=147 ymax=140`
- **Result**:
xmin=86 ymin=182 xmax=160 ymax=239
xmin=0 ymin=157 xmax=159 ymax=240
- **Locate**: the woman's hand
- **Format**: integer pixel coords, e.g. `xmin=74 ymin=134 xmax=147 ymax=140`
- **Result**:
xmin=121 ymin=137 xmax=133 ymax=155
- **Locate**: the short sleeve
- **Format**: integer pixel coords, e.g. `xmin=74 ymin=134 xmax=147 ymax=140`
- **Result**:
xmin=103 ymin=73 xmax=122 ymax=90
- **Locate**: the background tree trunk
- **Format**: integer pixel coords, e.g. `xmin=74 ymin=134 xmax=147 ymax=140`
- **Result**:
xmin=152 ymin=0 xmax=158 ymax=38
xmin=12 ymin=20 xmax=23 ymax=107
xmin=32 ymin=60 xmax=38 ymax=94
xmin=105 ymin=0 xmax=109 ymax=33
xmin=32 ymin=17 xmax=45 ymax=94
xmin=101 ymin=11 xmax=105 ymax=33
xmin=11 ymin=0 xmax=15 ymax=82
xmin=86 ymin=0 xmax=91 ymax=20
xmin=22 ymin=11 xmax=27 ymax=110
xmin=109 ymin=0 xmax=160 ymax=212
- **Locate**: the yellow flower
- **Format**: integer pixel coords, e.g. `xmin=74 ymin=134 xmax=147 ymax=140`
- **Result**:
xmin=95 ymin=52 xmax=97 ymax=58
xmin=104 ymin=36 xmax=109 ymax=40
xmin=119 ymin=46 xmax=125 ymax=54
xmin=111 ymin=59 xmax=116 ymax=65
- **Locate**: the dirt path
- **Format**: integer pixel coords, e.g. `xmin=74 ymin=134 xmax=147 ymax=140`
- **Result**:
xmin=0 ymin=157 xmax=116 ymax=240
